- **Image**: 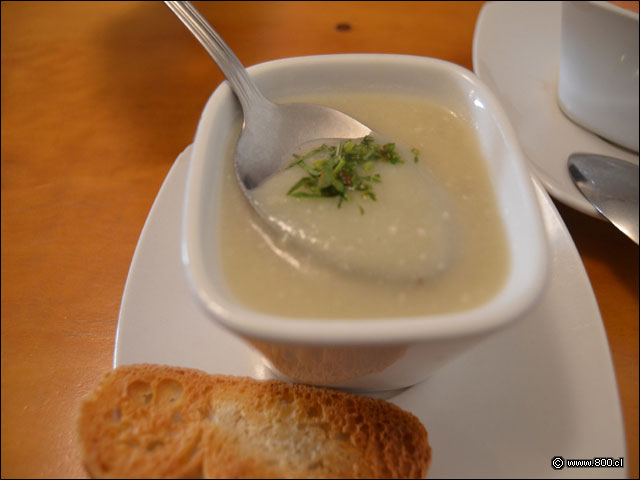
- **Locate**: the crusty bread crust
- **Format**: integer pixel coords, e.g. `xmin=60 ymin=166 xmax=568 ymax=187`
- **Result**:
xmin=77 ymin=364 xmax=431 ymax=479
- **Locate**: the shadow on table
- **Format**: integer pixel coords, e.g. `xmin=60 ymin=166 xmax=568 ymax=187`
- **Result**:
xmin=554 ymin=199 xmax=638 ymax=299
xmin=95 ymin=2 xmax=224 ymax=161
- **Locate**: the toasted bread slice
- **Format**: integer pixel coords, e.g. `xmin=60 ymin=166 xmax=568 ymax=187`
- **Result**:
xmin=77 ymin=364 xmax=431 ymax=479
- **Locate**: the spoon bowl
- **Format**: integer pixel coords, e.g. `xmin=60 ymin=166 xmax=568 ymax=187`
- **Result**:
xmin=235 ymin=100 xmax=371 ymax=190
xmin=568 ymin=153 xmax=639 ymax=244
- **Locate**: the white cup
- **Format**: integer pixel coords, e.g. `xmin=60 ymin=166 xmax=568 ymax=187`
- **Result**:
xmin=557 ymin=1 xmax=639 ymax=152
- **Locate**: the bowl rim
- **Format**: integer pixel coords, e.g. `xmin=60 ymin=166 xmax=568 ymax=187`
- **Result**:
xmin=182 ymin=53 xmax=549 ymax=345
xmin=587 ymin=1 xmax=639 ymax=20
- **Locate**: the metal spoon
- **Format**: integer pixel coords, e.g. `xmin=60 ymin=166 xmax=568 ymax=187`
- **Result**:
xmin=568 ymin=153 xmax=639 ymax=244
xmin=165 ymin=2 xmax=455 ymax=281
xmin=164 ymin=1 xmax=371 ymax=193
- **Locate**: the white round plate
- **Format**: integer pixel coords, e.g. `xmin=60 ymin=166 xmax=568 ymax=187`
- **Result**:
xmin=473 ymin=1 xmax=639 ymax=218
xmin=114 ymin=146 xmax=626 ymax=478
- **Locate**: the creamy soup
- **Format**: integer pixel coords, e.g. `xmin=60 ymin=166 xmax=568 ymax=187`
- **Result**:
xmin=218 ymin=92 xmax=509 ymax=318
xmin=252 ymin=136 xmax=456 ymax=282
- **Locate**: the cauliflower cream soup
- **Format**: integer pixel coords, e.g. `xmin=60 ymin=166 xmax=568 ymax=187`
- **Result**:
xmin=218 ymin=91 xmax=509 ymax=319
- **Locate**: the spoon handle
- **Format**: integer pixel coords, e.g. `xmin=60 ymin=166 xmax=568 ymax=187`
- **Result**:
xmin=164 ymin=1 xmax=268 ymax=111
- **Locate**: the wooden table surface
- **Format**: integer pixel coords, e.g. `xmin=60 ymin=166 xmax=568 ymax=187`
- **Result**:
xmin=2 ymin=1 xmax=637 ymax=478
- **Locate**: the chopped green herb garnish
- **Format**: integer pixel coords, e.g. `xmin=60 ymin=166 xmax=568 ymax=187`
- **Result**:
xmin=285 ymin=135 xmax=418 ymax=211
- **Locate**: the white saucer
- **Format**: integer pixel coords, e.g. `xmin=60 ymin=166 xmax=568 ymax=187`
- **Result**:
xmin=114 ymin=146 xmax=625 ymax=478
xmin=473 ymin=1 xmax=639 ymax=218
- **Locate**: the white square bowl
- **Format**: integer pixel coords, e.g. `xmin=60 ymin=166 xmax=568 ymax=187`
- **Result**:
xmin=182 ymin=54 xmax=548 ymax=392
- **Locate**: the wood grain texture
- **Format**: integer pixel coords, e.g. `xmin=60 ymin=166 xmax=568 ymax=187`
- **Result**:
xmin=1 ymin=1 xmax=637 ymax=478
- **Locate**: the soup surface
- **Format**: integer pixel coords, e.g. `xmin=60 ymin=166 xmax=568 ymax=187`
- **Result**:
xmin=218 ymin=91 xmax=509 ymax=318
xmin=252 ymin=134 xmax=455 ymax=282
